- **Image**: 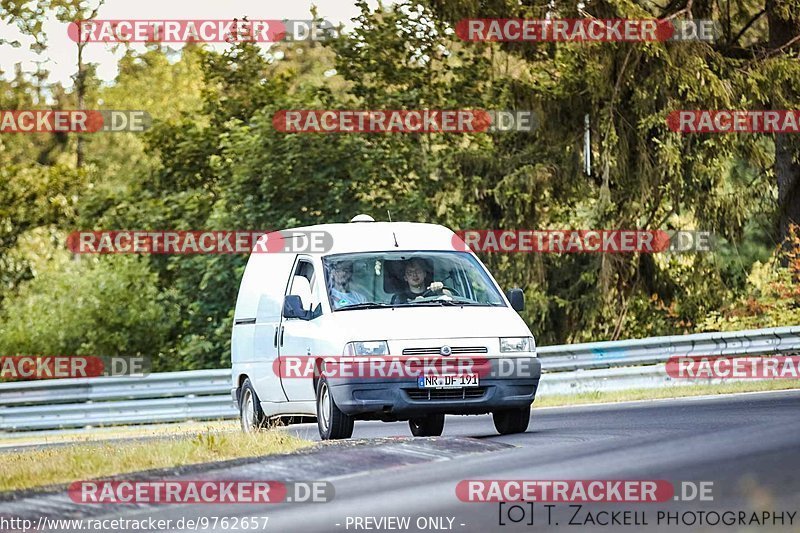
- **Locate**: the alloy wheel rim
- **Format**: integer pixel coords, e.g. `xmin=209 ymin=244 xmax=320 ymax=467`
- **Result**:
xmin=242 ymin=390 xmax=255 ymax=432
xmin=319 ymin=383 xmax=331 ymax=431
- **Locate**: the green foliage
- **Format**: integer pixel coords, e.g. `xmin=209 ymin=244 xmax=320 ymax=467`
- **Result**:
xmin=701 ymin=226 xmax=800 ymax=330
xmin=0 ymin=247 xmax=176 ymax=368
xmin=0 ymin=164 xmax=86 ymax=296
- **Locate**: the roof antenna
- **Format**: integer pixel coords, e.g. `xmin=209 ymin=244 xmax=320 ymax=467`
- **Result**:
xmin=387 ymin=210 xmax=399 ymax=247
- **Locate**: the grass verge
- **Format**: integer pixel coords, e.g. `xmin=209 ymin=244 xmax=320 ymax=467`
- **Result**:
xmin=0 ymin=429 xmax=311 ymax=493
xmin=0 ymin=420 xmax=239 ymax=448
xmin=534 ymin=380 xmax=800 ymax=408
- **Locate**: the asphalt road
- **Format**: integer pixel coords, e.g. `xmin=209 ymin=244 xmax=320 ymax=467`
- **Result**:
xmin=5 ymin=390 xmax=799 ymax=532
xmin=98 ymin=391 xmax=800 ymax=532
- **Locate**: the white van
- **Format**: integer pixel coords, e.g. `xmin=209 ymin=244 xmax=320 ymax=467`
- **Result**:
xmin=231 ymin=216 xmax=541 ymax=439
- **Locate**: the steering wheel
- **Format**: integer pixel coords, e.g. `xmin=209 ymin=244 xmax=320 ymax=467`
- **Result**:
xmin=421 ymin=285 xmax=460 ymax=298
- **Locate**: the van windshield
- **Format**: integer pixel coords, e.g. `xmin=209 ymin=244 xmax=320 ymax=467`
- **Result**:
xmin=322 ymin=252 xmax=506 ymax=310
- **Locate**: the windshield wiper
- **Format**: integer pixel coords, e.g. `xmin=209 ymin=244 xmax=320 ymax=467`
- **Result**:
xmin=432 ymin=299 xmax=475 ymax=306
xmin=411 ymin=299 xmax=479 ymax=306
xmin=336 ymin=302 xmax=394 ymax=311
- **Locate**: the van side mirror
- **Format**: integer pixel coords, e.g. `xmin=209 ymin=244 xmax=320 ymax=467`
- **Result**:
xmin=283 ymin=295 xmax=308 ymax=319
xmin=506 ymin=288 xmax=525 ymax=312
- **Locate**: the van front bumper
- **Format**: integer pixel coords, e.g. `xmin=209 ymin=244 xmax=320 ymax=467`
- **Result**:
xmin=326 ymin=356 xmax=541 ymax=418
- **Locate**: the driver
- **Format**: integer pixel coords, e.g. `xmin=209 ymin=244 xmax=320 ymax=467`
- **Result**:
xmin=392 ymin=258 xmax=451 ymax=304
xmin=329 ymin=260 xmax=367 ymax=308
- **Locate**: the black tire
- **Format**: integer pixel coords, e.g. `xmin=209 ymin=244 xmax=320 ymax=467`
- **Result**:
xmin=408 ymin=414 xmax=445 ymax=437
xmin=316 ymin=375 xmax=354 ymax=440
xmin=239 ymin=378 xmax=267 ymax=433
xmin=493 ymin=406 xmax=531 ymax=435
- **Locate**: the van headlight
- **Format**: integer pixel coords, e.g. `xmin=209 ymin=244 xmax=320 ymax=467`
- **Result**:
xmin=343 ymin=341 xmax=389 ymax=356
xmin=500 ymin=336 xmax=536 ymax=353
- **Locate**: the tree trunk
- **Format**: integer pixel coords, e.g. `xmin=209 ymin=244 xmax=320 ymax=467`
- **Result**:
xmin=766 ymin=0 xmax=800 ymax=244
xmin=76 ymin=41 xmax=85 ymax=169
xmin=775 ymin=137 xmax=800 ymax=243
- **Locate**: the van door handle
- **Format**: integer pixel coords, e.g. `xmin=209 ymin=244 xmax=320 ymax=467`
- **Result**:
xmin=273 ymin=327 xmax=279 ymax=347
xmin=279 ymin=325 xmax=285 ymax=347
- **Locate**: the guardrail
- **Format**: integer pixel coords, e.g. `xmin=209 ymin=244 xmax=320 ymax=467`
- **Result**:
xmin=537 ymin=325 xmax=800 ymax=371
xmin=0 ymin=370 xmax=234 ymax=432
xmin=1 ymin=326 xmax=798 ymax=432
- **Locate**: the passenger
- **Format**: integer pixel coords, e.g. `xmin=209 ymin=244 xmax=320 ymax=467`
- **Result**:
xmin=329 ymin=260 xmax=367 ymax=307
xmin=392 ymin=258 xmax=451 ymax=304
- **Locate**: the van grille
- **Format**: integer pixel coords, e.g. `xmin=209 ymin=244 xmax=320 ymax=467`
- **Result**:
xmin=402 ymin=346 xmax=488 ymax=356
xmin=405 ymin=387 xmax=487 ymax=401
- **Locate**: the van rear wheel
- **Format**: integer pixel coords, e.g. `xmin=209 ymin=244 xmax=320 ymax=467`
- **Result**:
xmin=493 ymin=406 xmax=531 ymax=435
xmin=239 ymin=378 xmax=266 ymax=433
xmin=316 ymin=376 xmax=354 ymax=440
xmin=408 ymin=414 xmax=445 ymax=437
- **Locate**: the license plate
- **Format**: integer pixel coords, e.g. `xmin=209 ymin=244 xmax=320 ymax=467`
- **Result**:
xmin=417 ymin=374 xmax=480 ymax=389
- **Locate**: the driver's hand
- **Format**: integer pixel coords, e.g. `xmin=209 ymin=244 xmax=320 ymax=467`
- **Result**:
xmin=428 ymin=281 xmax=443 ymax=292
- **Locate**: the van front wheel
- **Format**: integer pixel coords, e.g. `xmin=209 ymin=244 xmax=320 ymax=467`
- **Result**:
xmin=316 ymin=376 xmax=354 ymax=440
xmin=492 ymin=406 xmax=531 ymax=435
xmin=408 ymin=414 xmax=445 ymax=437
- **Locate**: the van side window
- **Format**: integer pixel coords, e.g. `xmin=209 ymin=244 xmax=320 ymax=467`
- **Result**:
xmin=288 ymin=260 xmax=322 ymax=319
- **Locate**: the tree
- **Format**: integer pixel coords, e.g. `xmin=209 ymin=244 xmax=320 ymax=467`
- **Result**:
xmin=0 ymin=249 xmax=176 ymax=368
xmin=765 ymin=0 xmax=800 ymax=245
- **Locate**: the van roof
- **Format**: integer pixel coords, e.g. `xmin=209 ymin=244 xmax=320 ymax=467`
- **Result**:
xmin=282 ymin=221 xmax=460 ymax=255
